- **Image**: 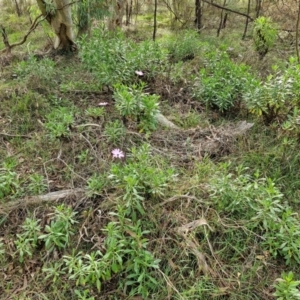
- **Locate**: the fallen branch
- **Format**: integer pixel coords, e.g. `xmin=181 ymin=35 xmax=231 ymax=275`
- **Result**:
xmin=202 ymin=0 xmax=254 ymax=21
xmin=0 ymin=188 xmax=85 ymax=215
xmin=155 ymin=113 xmax=180 ymax=129
xmin=75 ymin=123 xmax=102 ymax=129
xmin=0 ymin=132 xmax=31 ymax=138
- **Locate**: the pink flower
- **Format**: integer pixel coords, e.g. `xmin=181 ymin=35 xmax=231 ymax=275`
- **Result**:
xmin=98 ymin=102 xmax=108 ymax=106
xmin=112 ymin=148 xmax=125 ymax=159
xmin=135 ymin=70 xmax=144 ymax=76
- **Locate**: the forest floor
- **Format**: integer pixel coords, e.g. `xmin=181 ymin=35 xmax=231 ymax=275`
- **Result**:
xmin=1 ymin=6 xmax=300 ymax=300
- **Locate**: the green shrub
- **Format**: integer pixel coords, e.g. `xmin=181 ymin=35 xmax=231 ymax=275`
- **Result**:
xmin=39 ymin=205 xmax=77 ymax=252
xmin=162 ymin=30 xmax=204 ymax=62
xmin=109 ymin=144 xmax=176 ymax=220
xmin=15 ymin=56 xmax=56 ymax=89
xmin=113 ymin=83 xmax=160 ymax=132
xmin=44 ymin=208 xmax=160 ymax=297
xmin=273 ymin=272 xmax=300 ymax=300
xmin=86 ymin=173 xmax=107 ymax=197
xmin=27 ymin=173 xmax=47 ymax=195
xmin=193 ymin=51 xmax=257 ymax=112
xmin=208 ymin=166 xmax=283 ymax=221
xmin=0 ymin=161 xmax=20 ymax=200
xmin=14 ymin=217 xmax=41 ymax=263
xmin=253 ymin=17 xmax=277 ymax=59
xmin=45 ymin=107 xmax=75 ymax=139
xmin=104 ymin=120 xmax=126 ymax=145
xmin=209 ymin=164 xmax=300 ymax=265
xmin=85 ymin=107 xmax=105 ymax=119
xmin=243 ymin=58 xmax=300 ymax=126
xmin=79 ymin=29 xmax=167 ymax=86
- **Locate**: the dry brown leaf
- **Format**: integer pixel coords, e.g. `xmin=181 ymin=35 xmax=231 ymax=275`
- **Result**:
xmin=168 ymin=258 xmax=178 ymax=271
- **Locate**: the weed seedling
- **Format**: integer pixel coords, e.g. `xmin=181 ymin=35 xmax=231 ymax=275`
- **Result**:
xmin=273 ymin=272 xmax=300 ymax=300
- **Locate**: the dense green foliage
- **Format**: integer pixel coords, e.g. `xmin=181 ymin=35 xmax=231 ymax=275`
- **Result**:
xmin=79 ymin=29 xmax=167 ymax=86
xmin=253 ymin=16 xmax=277 ymax=58
xmin=193 ymin=49 xmax=257 ymax=111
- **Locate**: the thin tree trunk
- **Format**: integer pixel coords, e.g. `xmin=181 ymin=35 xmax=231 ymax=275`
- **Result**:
xmin=134 ymin=0 xmax=139 ymax=24
xmin=255 ymin=0 xmax=262 ymax=18
xmin=0 ymin=25 xmax=11 ymax=54
xmin=126 ymin=0 xmax=133 ymax=25
xmin=217 ymin=0 xmax=226 ymax=37
xmin=242 ymin=0 xmax=251 ymax=40
xmin=296 ymin=0 xmax=300 ymax=62
xmin=0 ymin=14 xmax=47 ymax=54
xmin=107 ymin=0 xmax=126 ymax=30
xmin=153 ymin=0 xmax=157 ymax=41
xmin=14 ymin=0 xmax=21 ymax=17
xmin=222 ymin=13 xmax=227 ymax=29
xmin=195 ymin=0 xmax=202 ymax=30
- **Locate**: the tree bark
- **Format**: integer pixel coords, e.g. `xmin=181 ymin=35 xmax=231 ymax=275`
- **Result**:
xmin=0 ymin=25 xmax=11 ymax=54
xmin=255 ymin=0 xmax=262 ymax=18
xmin=296 ymin=0 xmax=300 ymax=63
xmin=36 ymin=0 xmax=76 ymax=51
xmin=125 ymin=0 xmax=133 ymax=25
xmin=242 ymin=0 xmax=251 ymax=40
xmin=14 ymin=0 xmax=21 ymax=17
xmin=195 ymin=0 xmax=202 ymax=30
xmin=107 ymin=0 xmax=126 ymax=30
xmin=153 ymin=0 xmax=157 ymax=41
xmin=0 ymin=188 xmax=85 ymax=215
xmin=217 ymin=0 xmax=226 ymax=37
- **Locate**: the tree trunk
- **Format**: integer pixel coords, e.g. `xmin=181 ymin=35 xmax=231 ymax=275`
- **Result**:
xmin=255 ymin=0 xmax=262 ymax=18
xmin=14 ymin=0 xmax=21 ymax=17
xmin=242 ymin=0 xmax=251 ymax=40
xmin=0 ymin=25 xmax=11 ymax=54
xmin=153 ymin=0 xmax=157 ymax=41
xmin=107 ymin=0 xmax=126 ymax=31
xmin=296 ymin=0 xmax=300 ymax=63
xmin=36 ymin=0 xmax=76 ymax=51
xmin=195 ymin=0 xmax=202 ymax=31
xmin=217 ymin=0 xmax=226 ymax=37
xmin=125 ymin=0 xmax=133 ymax=25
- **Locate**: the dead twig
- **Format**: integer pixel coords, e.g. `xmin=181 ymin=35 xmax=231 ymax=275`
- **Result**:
xmin=157 ymin=268 xmax=185 ymax=300
xmin=155 ymin=113 xmax=180 ymax=129
xmin=0 ymin=132 xmax=31 ymax=138
xmin=75 ymin=123 xmax=102 ymax=129
xmin=0 ymin=188 xmax=86 ymax=215
xmin=157 ymin=194 xmax=206 ymax=207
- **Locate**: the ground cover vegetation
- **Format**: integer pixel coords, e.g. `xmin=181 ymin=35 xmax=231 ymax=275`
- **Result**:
xmin=2 ymin=0 xmax=300 ymax=299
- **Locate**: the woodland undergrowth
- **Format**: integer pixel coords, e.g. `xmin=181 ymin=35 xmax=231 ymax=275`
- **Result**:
xmin=1 ymin=15 xmax=300 ymax=300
